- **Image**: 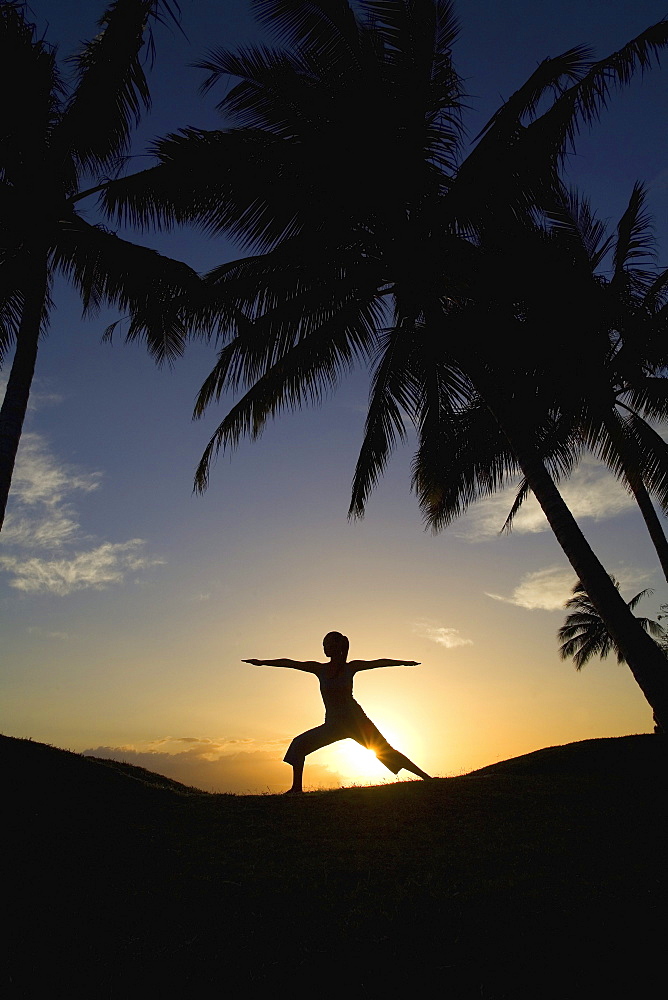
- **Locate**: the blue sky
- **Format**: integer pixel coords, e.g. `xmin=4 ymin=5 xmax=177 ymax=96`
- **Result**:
xmin=1 ymin=0 xmax=668 ymax=792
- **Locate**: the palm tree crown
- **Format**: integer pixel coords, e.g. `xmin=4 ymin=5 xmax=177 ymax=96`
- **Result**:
xmin=416 ymin=185 xmax=668 ymax=580
xmin=558 ymin=579 xmax=666 ymax=669
xmin=103 ymin=1 xmax=668 ymax=495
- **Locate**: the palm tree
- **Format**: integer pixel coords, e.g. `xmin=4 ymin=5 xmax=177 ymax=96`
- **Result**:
xmin=558 ymin=578 xmax=666 ymax=670
xmin=434 ymin=186 xmax=668 ymax=583
xmin=406 ymin=207 xmax=668 ymax=725
xmin=101 ymin=0 xmax=668 ymax=727
xmin=0 ymin=0 xmax=202 ymax=530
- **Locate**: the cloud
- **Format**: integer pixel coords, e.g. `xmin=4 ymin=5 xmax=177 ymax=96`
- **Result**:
xmin=413 ymin=620 xmax=473 ymax=648
xmin=486 ymin=564 xmax=654 ymax=611
xmin=84 ymin=736 xmax=342 ymax=793
xmin=0 ymin=428 xmax=163 ymax=595
xmin=486 ymin=566 xmax=577 ymax=610
xmin=7 ymin=432 xmax=101 ymax=509
xmin=27 ymin=626 xmax=69 ymax=640
xmin=456 ymin=459 xmax=635 ymax=540
xmin=2 ymin=510 xmax=82 ymax=549
xmin=0 ymin=373 xmax=62 ymax=413
xmin=0 ymin=539 xmax=164 ymax=595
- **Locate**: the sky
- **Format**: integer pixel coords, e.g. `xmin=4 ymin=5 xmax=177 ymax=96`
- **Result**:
xmin=2 ymin=0 xmax=668 ymax=793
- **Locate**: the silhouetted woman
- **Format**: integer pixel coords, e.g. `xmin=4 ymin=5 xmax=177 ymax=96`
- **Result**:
xmin=243 ymin=631 xmax=431 ymax=793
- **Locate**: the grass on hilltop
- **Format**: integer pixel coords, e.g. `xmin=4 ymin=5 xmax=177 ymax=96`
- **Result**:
xmin=2 ymin=732 xmax=666 ymax=998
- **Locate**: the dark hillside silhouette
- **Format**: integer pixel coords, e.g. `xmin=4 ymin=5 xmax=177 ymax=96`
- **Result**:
xmin=2 ymin=731 xmax=665 ymax=997
xmin=469 ymin=733 xmax=666 ymax=776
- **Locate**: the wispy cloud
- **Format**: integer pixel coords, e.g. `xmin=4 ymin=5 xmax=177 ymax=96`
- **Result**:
xmin=3 ymin=509 xmax=83 ymax=549
xmin=0 ymin=373 xmax=63 ymax=414
xmin=413 ymin=620 xmax=473 ymax=648
xmin=456 ymin=460 xmax=635 ymax=541
xmin=6 ymin=432 xmax=101 ymax=510
xmin=27 ymin=625 xmax=70 ymax=640
xmin=1 ymin=539 xmax=164 ymax=595
xmin=486 ymin=567 xmax=577 ymax=610
xmin=486 ymin=564 xmax=654 ymax=611
xmin=0 ymin=427 xmax=163 ymax=595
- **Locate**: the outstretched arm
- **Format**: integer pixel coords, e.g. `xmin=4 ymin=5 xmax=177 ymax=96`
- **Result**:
xmin=351 ymin=658 xmax=421 ymax=671
xmin=242 ymin=658 xmax=320 ymax=672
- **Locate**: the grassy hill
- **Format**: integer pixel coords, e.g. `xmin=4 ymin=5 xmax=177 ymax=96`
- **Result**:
xmin=2 ymin=732 xmax=665 ymax=997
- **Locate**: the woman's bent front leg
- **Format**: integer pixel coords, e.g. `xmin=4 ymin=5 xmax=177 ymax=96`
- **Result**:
xmin=286 ymin=760 xmax=304 ymax=793
xmin=283 ymin=721 xmax=341 ymax=793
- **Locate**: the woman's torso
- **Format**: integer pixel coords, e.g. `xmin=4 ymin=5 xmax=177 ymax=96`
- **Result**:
xmin=317 ymin=663 xmax=358 ymax=718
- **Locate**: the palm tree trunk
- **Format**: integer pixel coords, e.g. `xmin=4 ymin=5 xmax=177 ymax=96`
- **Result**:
xmin=497 ymin=412 xmax=668 ymax=731
xmin=0 ymin=251 xmax=48 ymax=531
xmin=626 ymin=475 xmax=668 ymax=584
xmin=599 ymin=409 xmax=668 ymax=583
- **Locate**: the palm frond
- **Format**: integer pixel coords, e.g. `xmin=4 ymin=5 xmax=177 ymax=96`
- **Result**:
xmin=196 ymin=236 xmax=385 ymax=367
xmin=558 ymin=625 xmax=614 ymax=669
xmin=558 ymin=579 xmax=619 ymax=667
xmin=546 ymin=189 xmax=613 ymax=271
xmin=558 ymin=577 xmax=666 ymax=668
xmin=198 ymin=44 xmax=323 ymax=135
xmin=612 ymin=182 xmax=655 ymax=285
xmin=100 ymin=128 xmax=234 ymax=232
xmin=0 ymin=291 xmax=24 ymax=366
xmin=103 ymin=127 xmax=342 ymax=252
xmin=620 ymin=408 xmax=668 ymax=512
xmin=500 ymin=477 xmax=531 ymax=533
xmin=617 ymin=377 xmax=668 ymax=424
xmin=194 ymin=276 xmax=373 ymax=401
xmin=531 ymin=21 xmax=668 ymax=157
xmin=451 ymin=46 xmax=589 ymax=235
xmin=194 ymin=288 xmax=383 ymax=492
xmin=365 ymin=1 xmax=466 ymax=174
xmin=643 ymin=266 xmax=668 ymax=312
xmin=627 ymin=587 xmax=654 ymax=611
xmin=638 ymin=615 xmax=668 ymax=641
xmin=457 ymin=22 xmax=668 ymax=232
xmin=474 ymin=45 xmax=591 ymax=143
xmin=412 ymin=395 xmax=520 ymax=532
xmin=0 ymin=3 xmax=63 ymax=185
xmin=57 ymin=0 xmax=181 ymax=171
xmin=252 ymin=0 xmax=362 ymax=68
xmin=0 ymin=245 xmax=26 ymax=365
xmin=349 ymin=320 xmax=425 ymax=518
xmin=52 ymin=214 xmax=202 ymax=364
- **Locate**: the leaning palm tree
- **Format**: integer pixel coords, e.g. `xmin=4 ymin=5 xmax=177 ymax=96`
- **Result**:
xmin=102 ymin=0 xmax=668 ymax=727
xmin=558 ymin=578 xmax=666 ymax=669
xmin=448 ymin=186 xmax=668 ymax=583
xmin=407 ymin=201 xmax=668 ymax=725
xmin=0 ymin=0 xmax=202 ymax=530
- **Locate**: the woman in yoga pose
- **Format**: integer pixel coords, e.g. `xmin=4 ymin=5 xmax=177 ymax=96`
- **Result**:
xmin=243 ymin=631 xmax=431 ymax=793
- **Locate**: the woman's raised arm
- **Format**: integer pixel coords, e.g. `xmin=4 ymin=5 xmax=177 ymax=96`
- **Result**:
xmin=351 ymin=658 xmax=421 ymax=671
xmin=242 ymin=658 xmax=320 ymax=672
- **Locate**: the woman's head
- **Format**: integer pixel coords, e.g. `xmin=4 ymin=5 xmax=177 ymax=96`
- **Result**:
xmin=323 ymin=631 xmax=349 ymax=659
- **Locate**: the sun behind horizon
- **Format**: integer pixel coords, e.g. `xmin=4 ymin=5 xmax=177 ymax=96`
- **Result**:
xmin=321 ymin=723 xmax=417 ymax=785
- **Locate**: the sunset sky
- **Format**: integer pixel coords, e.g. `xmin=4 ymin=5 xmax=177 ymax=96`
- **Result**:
xmin=2 ymin=0 xmax=668 ymax=792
